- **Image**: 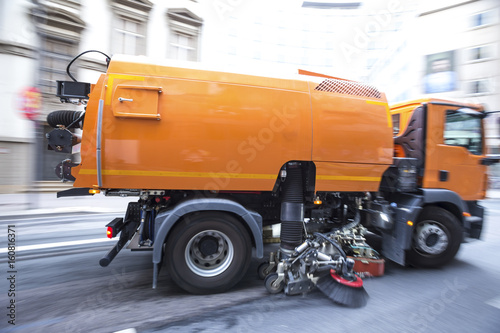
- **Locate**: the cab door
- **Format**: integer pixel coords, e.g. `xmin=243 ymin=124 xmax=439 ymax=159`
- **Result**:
xmin=424 ymin=103 xmax=487 ymax=200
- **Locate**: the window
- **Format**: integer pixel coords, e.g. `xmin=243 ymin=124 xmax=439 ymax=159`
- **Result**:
xmin=470 ymin=10 xmax=495 ymax=28
xmin=444 ymin=110 xmax=483 ymax=155
xmin=467 ymin=44 xmax=495 ymax=62
xmin=167 ymin=9 xmax=203 ymax=61
xmin=392 ymin=114 xmax=400 ymax=135
xmin=110 ymin=0 xmax=152 ymax=55
xmin=169 ymin=32 xmax=198 ymax=61
xmin=40 ymin=39 xmax=76 ymax=96
xmin=113 ymin=17 xmax=146 ymax=55
xmin=31 ymin=6 xmax=84 ymax=97
xmin=467 ymin=79 xmax=490 ymax=95
xmin=51 ymin=0 xmax=81 ymax=9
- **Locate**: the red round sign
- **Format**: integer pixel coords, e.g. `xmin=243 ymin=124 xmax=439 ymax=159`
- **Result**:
xmin=19 ymin=87 xmax=41 ymax=121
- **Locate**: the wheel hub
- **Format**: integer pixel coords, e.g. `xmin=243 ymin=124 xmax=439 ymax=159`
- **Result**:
xmin=414 ymin=222 xmax=449 ymax=255
xmin=197 ymin=236 xmax=219 ymax=257
xmin=186 ymin=230 xmax=234 ymax=277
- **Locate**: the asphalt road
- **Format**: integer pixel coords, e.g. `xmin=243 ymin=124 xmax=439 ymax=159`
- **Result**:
xmin=1 ymin=198 xmax=499 ymax=333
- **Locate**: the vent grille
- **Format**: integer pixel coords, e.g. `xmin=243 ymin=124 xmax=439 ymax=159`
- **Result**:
xmin=315 ymin=79 xmax=381 ymax=99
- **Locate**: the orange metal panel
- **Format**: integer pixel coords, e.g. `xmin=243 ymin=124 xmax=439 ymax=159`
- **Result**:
xmin=74 ymin=56 xmax=394 ymax=193
xmin=315 ymin=161 xmax=388 ymax=192
xmin=310 ymin=87 xmax=393 ymax=166
xmin=75 ymin=61 xmax=313 ymax=191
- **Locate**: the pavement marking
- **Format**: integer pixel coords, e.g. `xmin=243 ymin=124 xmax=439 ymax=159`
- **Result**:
xmin=0 ymin=237 xmax=115 ymax=253
xmin=0 ymin=215 xmax=119 ymax=227
xmin=486 ymin=296 xmax=500 ymax=310
xmin=114 ymin=329 xmax=137 ymax=333
xmin=0 ymin=212 xmax=122 ymax=223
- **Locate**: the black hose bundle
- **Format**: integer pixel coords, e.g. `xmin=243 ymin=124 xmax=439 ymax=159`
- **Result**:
xmin=280 ymin=163 xmax=304 ymax=251
xmin=47 ymin=110 xmax=84 ymax=129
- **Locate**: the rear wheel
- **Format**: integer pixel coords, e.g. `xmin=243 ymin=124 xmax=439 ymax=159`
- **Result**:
xmin=165 ymin=212 xmax=252 ymax=294
xmin=407 ymin=207 xmax=462 ymax=268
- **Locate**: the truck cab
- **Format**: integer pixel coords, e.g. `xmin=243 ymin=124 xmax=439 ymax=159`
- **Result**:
xmin=389 ymin=99 xmax=488 ymax=267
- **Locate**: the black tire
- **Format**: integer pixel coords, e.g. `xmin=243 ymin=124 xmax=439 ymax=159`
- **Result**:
xmin=165 ymin=212 xmax=252 ymax=294
xmin=407 ymin=206 xmax=462 ymax=268
xmin=257 ymin=262 xmax=271 ymax=280
xmin=264 ymin=273 xmax=284 ymax=294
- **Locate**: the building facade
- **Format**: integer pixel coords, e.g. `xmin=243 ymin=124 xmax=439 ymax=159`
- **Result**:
xmin=364 ymin=0 xmax=500 ymax=180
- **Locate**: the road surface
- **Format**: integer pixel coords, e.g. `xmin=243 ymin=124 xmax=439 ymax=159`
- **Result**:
xmin=1 ymin=198 xmax=499 ymax=333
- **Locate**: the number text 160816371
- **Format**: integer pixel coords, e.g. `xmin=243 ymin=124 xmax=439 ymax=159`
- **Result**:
xmin=7 ymin=225 xmax=16 ymax=325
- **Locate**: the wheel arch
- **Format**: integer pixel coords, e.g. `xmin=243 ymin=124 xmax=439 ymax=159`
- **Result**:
xmin=152 ymin=198 xmax=264 ymax=267
xmin=421 ymin=189 xmax=466 ymax=228
xmin=420 ymin=202 xmax=462 ymax=227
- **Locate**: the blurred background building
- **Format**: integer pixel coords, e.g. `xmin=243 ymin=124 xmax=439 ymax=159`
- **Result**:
xmin=0 ymin=0 xmax=499 ymax=194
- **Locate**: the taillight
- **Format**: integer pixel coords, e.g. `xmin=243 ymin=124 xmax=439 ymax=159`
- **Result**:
xmin=106 ymin=226 xmax=114 ymax=239
xmin=105 ymin=217 xmax=124 ymax=239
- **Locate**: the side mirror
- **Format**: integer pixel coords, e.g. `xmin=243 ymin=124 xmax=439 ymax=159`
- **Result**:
xmin=481 ymin=155 xmax=500 ymax=166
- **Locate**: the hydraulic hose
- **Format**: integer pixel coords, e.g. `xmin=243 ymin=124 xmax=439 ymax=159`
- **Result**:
xmin=314 ymin=232 xmax=347 ymax=259
xmin=47 ymin=110 xmax=84 ymax=129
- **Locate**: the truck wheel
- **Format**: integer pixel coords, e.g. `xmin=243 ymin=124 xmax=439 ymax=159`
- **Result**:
xmin=165 ymin=212 xmax=252 ymax=294
xmin=407 ymin=207 xmax=462 ymax=268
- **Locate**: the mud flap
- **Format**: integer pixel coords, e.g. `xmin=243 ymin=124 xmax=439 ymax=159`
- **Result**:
xmin=382 ymin=194 xmax=423 ymax=265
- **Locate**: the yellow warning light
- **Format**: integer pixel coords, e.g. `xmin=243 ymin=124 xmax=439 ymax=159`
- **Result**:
xmin=314 ymin=197 xmax=322 ymax=205
xmin=407 ymin=221 xmax=414 ymax=226
xmin=89 ymin=189 xmax=100 ymax=194
xmin=463 ymin=212 xmax=471 ymax=217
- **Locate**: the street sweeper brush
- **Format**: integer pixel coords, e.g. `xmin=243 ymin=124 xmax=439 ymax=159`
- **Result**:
xmin=262 ymin=230 xmax=373 ymax=307
xmin=316 ymin=268 xmax=369 ymax=308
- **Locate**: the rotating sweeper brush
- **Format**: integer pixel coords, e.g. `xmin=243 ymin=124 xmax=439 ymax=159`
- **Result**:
xmin=262 ymin=231 xmax=370 ymax=308
xmin=316 ymin=264 xmax=369 ymax=308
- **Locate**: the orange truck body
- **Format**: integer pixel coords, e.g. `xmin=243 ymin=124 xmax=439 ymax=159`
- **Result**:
xmin=73 ymin=55 xmax=393 ymax=193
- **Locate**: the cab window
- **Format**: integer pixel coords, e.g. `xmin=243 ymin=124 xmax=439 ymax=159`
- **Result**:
xmin=444 ymin=110 xmax=483 ymax=155
xmin=392 ymin=114 xmax=400 ymax=135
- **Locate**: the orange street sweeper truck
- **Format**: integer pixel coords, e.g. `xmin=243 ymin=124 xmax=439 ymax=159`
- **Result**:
xmin=46 ymin=51 xmax=495 ymax=306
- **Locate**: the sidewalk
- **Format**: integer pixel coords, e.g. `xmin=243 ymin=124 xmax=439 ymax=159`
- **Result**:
xmin=0 ymin=192 xmax=131 ymax=218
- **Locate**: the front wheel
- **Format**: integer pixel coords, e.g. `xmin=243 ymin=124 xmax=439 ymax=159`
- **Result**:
xmin=407 ymin=207 xmax=462 ymax=268
xmin=165 ymin=212 xmax=252 ymax=294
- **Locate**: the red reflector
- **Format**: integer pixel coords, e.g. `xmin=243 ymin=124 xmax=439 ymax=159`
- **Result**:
xmin=106 ymin=226 xmax=113 ymax=239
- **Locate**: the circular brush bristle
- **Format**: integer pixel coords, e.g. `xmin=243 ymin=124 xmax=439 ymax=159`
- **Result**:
xmin=316 ymin=273 xmax=369 ymax=308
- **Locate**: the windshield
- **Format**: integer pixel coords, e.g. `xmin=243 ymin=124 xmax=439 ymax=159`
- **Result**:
xmin=444 ymin=109 xmax=483 ymax=155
